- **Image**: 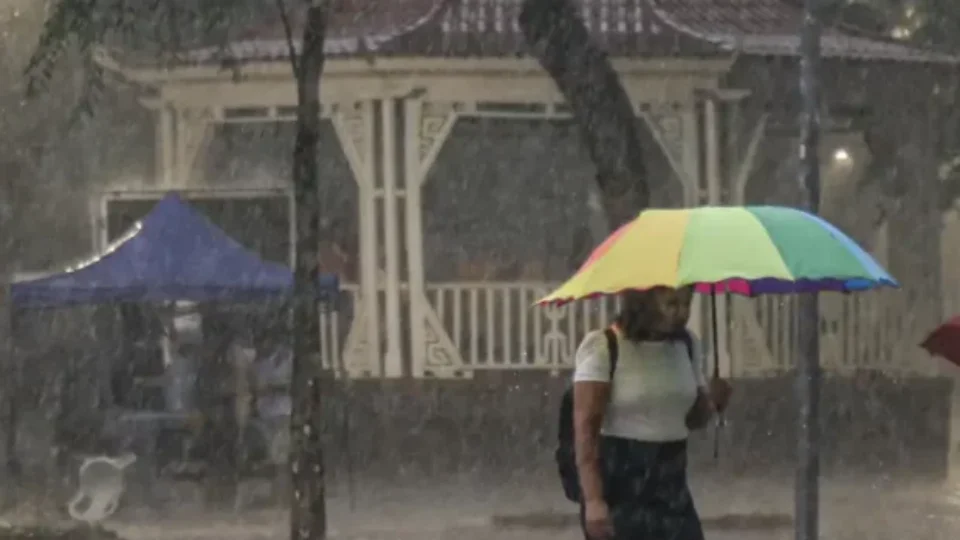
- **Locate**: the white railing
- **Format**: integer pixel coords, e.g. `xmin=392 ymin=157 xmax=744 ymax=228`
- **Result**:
xmin=426 ymin=282 xmax=618 ymax=371
xmin=729 ymin=289 xmax=918 ymax=376
xmin=320 ymin=281 xmax=926 ymax=377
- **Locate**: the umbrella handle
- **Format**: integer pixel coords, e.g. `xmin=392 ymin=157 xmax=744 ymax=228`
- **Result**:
xmin=713 ymin=413 xmax=725 ymax=459
xmin=710 ymin=288 xmax=721 ymax=380
xmin=710 ymin=288 xmax=722 ymax=460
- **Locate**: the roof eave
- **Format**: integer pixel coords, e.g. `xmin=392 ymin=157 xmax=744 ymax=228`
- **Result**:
xmin=94 ymin=47 xmax=736 ymax=86
xmin=647 ymin=0 xmax=960 ymax=66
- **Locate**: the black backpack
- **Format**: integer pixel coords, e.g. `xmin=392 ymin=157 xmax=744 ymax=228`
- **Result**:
xmin=555 ymin=328 xmax=694 ymax=503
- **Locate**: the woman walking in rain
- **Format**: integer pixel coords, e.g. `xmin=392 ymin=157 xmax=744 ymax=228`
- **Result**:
xmin=573 ymin=287 xmax=732 ymax=540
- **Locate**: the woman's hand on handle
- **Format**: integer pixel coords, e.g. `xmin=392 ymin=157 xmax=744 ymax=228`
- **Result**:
xmin=709 ymin=377 xmax=733 ymax=413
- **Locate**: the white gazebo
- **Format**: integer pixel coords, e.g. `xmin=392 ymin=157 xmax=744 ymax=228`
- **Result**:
xmin=91 ymin=0 xmax=945 ymax=383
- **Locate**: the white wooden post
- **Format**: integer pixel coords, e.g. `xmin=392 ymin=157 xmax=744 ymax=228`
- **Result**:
xmin=638 ymin=99 xmax=707 ymax=348
xmin=333 ymin=101 xmax=382 ymax=377
xmin=173 ymin=109 xmax=189 ymax=187
xmin=731 ymin=113 xmax=769 ymax=205
xmin=156 ymin=105 xmax=174 ymax=187
xmin=680 ymin=102 xmax=703 ymax=342
xmin=381 ymin=99 xmax=403 ymax=377
xmin=173 ymin=107 xmax=214 ymax=187
xmin=704 ymin=97 xmax=731 ymax=378
xmin=403 ymin=99 xmax=466 ymax=378
xmin=724 ymin=102 xmax=773 ymax=377
xmin=404 ymin=100 xmax=428 ymax=378
xmin=98 ymin=195 xmax=110 ymax=249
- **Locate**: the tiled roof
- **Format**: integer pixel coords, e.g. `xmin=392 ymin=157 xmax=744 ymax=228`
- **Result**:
xmin=652 ymin=0 xmax=956 ymax=62
xmin=179 ymin=0 xmax=955 ymax=65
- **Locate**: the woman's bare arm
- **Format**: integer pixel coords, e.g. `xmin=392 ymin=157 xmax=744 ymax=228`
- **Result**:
xmin=573 ymin=380 xmax=611 ymax=503
xmin=687 ymin=379 xmax=733 ymax=430
xmin=685 ymin=388 xmax=715 ymax=430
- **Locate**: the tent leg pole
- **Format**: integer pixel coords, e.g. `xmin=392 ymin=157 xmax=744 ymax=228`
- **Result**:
xmin=4 ymin=306 xmax=20 ymax=493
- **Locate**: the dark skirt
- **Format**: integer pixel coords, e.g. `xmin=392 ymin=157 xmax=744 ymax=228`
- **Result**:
xmin=580 ymin=436 xmax=703 ymax=540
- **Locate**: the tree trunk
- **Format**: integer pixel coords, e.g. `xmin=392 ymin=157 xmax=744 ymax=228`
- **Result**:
xmin=519 ymin=0 xmax=650 ymax=228
xmin=289 ymin=2 xmax=329 ymax=539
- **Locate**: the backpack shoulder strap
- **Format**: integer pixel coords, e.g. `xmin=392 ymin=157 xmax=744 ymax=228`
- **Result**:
xmin=603 ymin=327 xmax=619 ymax=380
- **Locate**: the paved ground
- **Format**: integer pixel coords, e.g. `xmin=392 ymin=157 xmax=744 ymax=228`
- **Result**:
xmin=106 ymin=474 xmax=960 ymax=540
xmin=6 ymin=474 xmax=959 ymax=539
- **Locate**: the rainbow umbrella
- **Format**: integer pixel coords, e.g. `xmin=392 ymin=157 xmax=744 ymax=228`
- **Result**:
xmin=538 ymin=205 xmax=897 ymax=305
xmin=539 ymin=205 xmax=898 ymax=459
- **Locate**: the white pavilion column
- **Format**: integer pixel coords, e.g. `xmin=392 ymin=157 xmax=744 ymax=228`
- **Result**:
xmin=704 ymin=97 xmax=731 ymax=378
xmin=680 ymin=102 xmax=703 ymax=341
xmin=172 ymin=107 xmax=215 ymax=187
xmin=730 ymin=113 xmax=769 ymax=206
xmin=380 ymin=99 xmax=403 ymax=378
xmin=719 ymin=94 xmax=774 ymax=377
xmin=155 ymin=105 xmax=175 ymax=187
xmin=333 ymin=101 xmax=382 ymax=378
xmin=403 ymin=99 xmax=467 ymax=378
xmin=638 ymin=99 xmax=708 ymax=347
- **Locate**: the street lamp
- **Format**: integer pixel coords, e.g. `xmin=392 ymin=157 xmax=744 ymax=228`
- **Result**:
xmin=798 ymin=0 xmax=822 ymax=538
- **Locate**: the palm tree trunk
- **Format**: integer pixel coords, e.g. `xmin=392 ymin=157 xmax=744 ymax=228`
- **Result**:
xmin=519 ymin=0 xmax=651 ymax=227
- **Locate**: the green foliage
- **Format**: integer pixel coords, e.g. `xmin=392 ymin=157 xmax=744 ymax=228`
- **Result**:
xmin=802 ymin=0 xmax=960 ymax=50
xmin=896 ymin=0 xmax=960 ymax=49
xmin=831 ymin=0 xmax=960 ymax=50
xmin=25 ymin=0 xmax=261 ymax=117
xmin=824 ymin=0 xmax=895 ymax=34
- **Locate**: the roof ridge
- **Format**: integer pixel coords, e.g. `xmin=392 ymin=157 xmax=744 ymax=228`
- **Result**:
xmin=646 ymin=0 xmax=957 ymax=63
xmin=645 ymin=0 xmax=721 ymax=42
xmin=127 ymin=0 xmax=956 ymax=66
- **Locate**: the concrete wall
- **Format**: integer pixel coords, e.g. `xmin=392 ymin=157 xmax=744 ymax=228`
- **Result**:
xmin=314 ymin=373 xmax=952 ymax=486
xmin=1 ymin=369 xmax=950 ymax=502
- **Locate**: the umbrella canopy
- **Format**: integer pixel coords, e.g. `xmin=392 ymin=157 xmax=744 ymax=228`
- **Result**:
xmin=921 ymin=316 xmax=960 ymax=369
xmin=538 ymin=206 xmax=897 ymax=305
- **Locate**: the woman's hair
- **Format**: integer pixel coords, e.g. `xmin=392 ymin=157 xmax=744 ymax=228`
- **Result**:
xmin=614 ymin=287 xmax=692 ymax=340
xmin=614 ymin=289 xmax=662 ymax=338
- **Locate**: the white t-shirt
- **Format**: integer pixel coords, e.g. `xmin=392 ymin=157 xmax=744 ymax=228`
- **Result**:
xmin=573 ymin=329 xmax=708 ymax=442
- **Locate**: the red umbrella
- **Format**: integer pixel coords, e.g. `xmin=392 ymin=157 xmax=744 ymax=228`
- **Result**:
xmin=921 ymin=315 xmax=960 ymax=368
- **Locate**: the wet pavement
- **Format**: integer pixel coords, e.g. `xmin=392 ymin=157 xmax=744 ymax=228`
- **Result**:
xmin=3 ymin=472 xmax=956 ymax=538
xmin=94 ymin=473 xmax=960 ymax=539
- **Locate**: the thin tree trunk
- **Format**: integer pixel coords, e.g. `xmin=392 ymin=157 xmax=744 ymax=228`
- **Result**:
xmin=289 ymin=1 xmax=329 ymax=539
xmin=519 ymin=0 xmax=650 ymax=228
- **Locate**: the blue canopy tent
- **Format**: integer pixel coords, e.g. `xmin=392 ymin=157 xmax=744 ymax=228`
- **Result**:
xmin=2 ymin=193 xmax=340 ymax=486
xmin=10 ymin=193 xmax=339 ymax=307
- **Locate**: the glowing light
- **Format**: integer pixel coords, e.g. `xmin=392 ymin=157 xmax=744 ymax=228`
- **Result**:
xmin=59 ymin=221 xmax=143 ymax=275
xmin=891 ymin=26 xmax=912 ymax=39
xmin=833 ymin=148 xmax=852 ymax=164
